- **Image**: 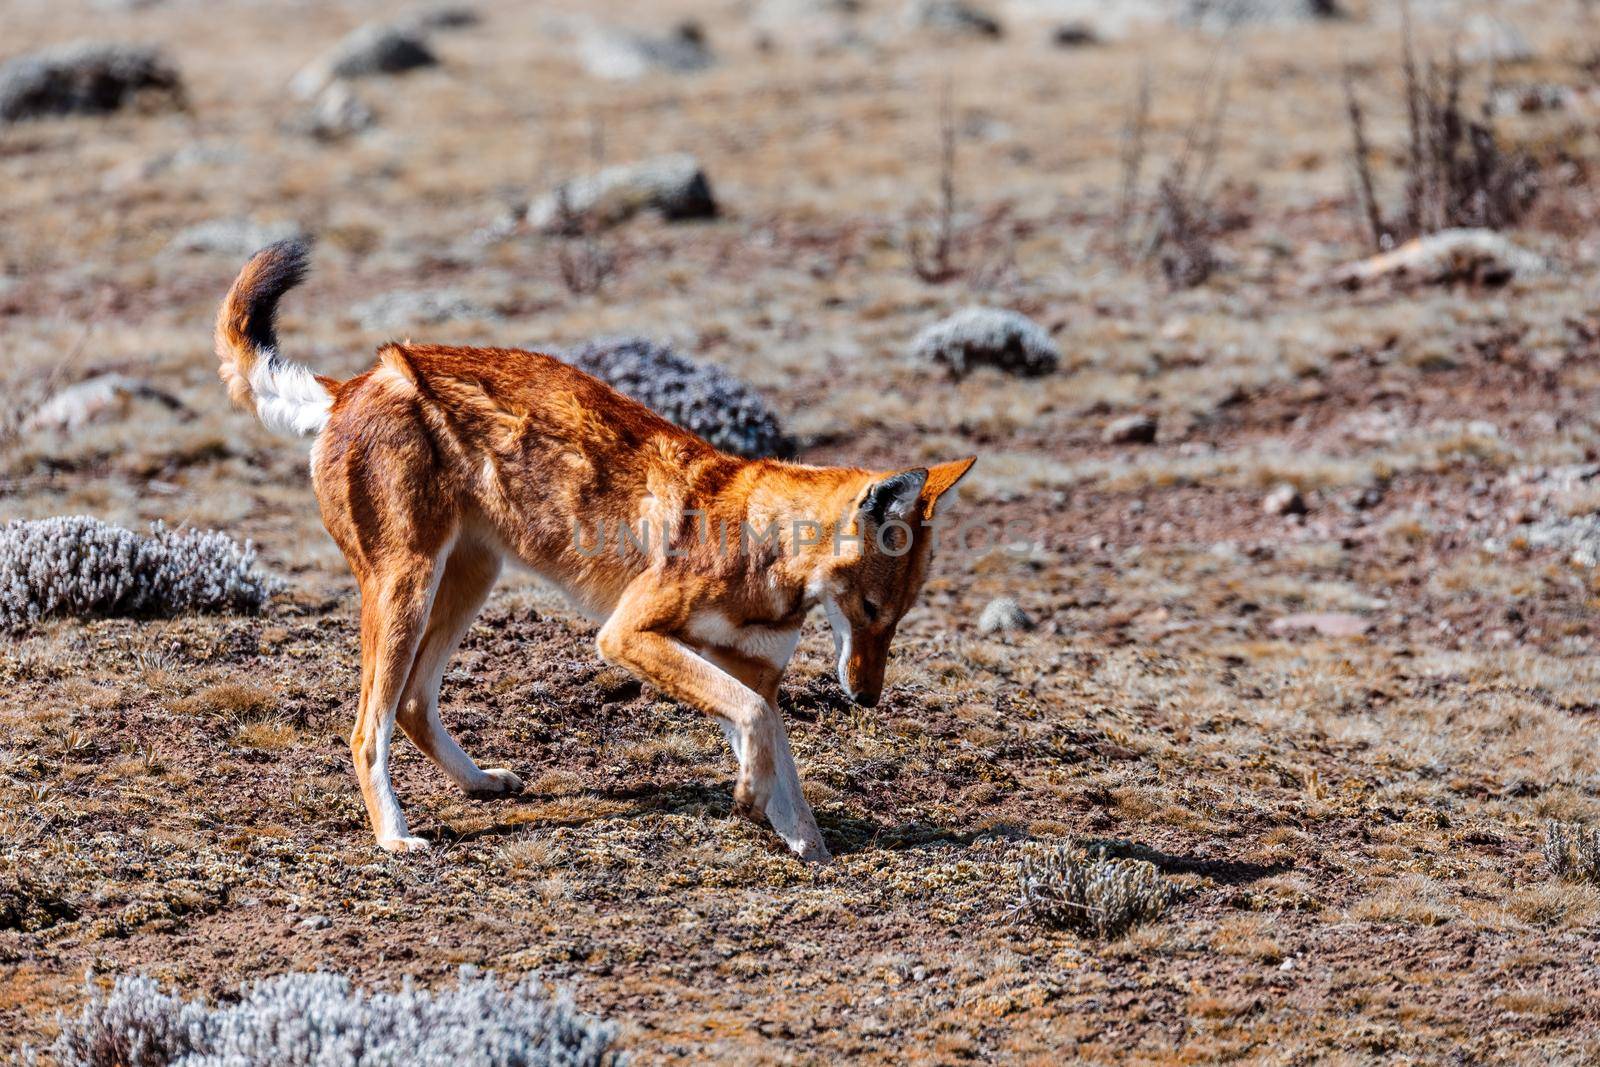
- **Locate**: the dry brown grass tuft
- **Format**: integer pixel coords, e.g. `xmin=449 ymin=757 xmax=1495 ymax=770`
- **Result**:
xmin=171 ymin=681 xmax=278 ymax=721
xmin=1344 ymin=17 xmax=1541 ymax=251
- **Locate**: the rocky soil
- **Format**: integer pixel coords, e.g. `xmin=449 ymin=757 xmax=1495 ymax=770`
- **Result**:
xmin=5 ymin=0 xmax=1600 ymax=1062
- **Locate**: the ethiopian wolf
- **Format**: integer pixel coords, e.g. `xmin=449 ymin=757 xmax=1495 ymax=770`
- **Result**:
xmin=214 ymin=241 xmax=974 ymax=861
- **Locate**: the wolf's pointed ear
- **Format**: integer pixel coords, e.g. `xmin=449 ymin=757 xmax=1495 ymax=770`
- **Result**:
xmin=921 ymin=456 xmax=976 ymax=515
xmin=860 ymin=468 xmax=929 ymax=525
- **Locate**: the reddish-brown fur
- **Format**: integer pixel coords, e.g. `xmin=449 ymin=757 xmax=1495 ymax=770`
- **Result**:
xmin=216 ymin=244 xmax=973 ymax=860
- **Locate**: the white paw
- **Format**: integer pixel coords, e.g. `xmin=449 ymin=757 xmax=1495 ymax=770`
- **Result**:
xmin=466 ymin=767 xmax=523 ymax=797
xmin=377 ymin=835 xmax=431 ymax=853
xmin=788 ymin=835 xmax=832 ymax=864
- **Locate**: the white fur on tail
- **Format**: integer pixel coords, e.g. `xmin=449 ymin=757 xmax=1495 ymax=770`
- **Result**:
xmin=249 ymin=350 xmax=332 ymax=436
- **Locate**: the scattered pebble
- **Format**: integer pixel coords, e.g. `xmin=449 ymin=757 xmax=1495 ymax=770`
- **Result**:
xmin=1262 ymin=483 xmax=1306 ymax=517
xmin=1103 ymin=413 xmax=1158 ymax=446
xmin=1354 ymin=485 xmax=1386 ymax=510
xmin=1051 ymin=21 xmax=1100 ymax=47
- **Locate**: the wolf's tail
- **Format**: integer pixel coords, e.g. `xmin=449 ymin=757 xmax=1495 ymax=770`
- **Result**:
xmin=214 ymin=239 xmax=334 ymax=436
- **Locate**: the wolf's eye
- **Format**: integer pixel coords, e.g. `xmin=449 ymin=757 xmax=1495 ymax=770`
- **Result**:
xmin=862 ymin=599 xmax=880 ymax=622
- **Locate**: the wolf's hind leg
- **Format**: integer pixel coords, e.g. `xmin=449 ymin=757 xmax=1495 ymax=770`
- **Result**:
xmin=395 ymin=539 xmax=521 ymax=796
xmin=352 ymin=560 xmax=441 ymax=851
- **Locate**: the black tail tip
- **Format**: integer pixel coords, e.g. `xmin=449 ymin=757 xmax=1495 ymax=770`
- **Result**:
xmin=252 ymin=237 xmax=313 ymax=295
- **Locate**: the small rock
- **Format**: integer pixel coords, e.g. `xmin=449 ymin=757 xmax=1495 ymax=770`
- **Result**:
xmin=1324 ymin=229 xmax=1549 ymax=289
xmin=1103 ymin=413 xmax=1158 ymax=445
xmin=0 ymin=42 xmax=183 ymax=123
xmin=528 ymin=154 xmax=717 ymax=233
xmin=23 ymin=375 xmax=185 ymax=434
xmin=978 ymin=596 xmax=1035 ymax=634
xmin=292 ymin=23 xmax=438 ymax=99
xmin=353 ymin=289 xmax=497 ymax=331
xmin=579 ymin=21 xmax=714 ymax=81
xmin=1051 ymin=21 xmax=1100 ymax=47
xmin=910 ymin=307 xmax=1059 ymax=379
xmin=1262 ymin=483 xmax=1306 ymax=516
xmin=297 ymin=83 xmax=376 ymax=141
xmin=166 ymin=218 xmax=307 ymax=258
xmin=907 ymin=0 xmax=1003 ymax=37
xmin=1270 ymin=612 xmax=1371 ymax=638
xmin=296 ymin=914 xmax=332 ymax=931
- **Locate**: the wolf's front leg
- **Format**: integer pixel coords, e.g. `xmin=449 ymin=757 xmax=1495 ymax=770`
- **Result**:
xmin=723 ymin=713 xmax=825 ymax=863
xmin=597 ymin=587 xmax=829 ymax=862
xmin=702 ymin=650 xmax=827 ymax=863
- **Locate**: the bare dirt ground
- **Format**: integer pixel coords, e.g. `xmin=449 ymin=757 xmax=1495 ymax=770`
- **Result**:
xmin=7 ymin=0 xmax=1600 ymax=1062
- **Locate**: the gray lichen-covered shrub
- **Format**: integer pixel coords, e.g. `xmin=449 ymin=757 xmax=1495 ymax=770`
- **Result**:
xmin=1016 ymin=846 xmax=1173 ymax=938
xmin=911 ymin=307 xmax=1060 ymax=379
xmin=47 ymin=970 xmax=624 ymax=1067
xmin=0 ymin=517 xmax=280 ymax=630
xmin=0 ymin=42 xmax=183 ymax=123
xmin=1544 ymin=821 xmax=1600 ymax=884
xmin=977 ymin=596 xmax=1034 ymax=634
xmin=564 ymin=337 xmax=791 ymax=458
